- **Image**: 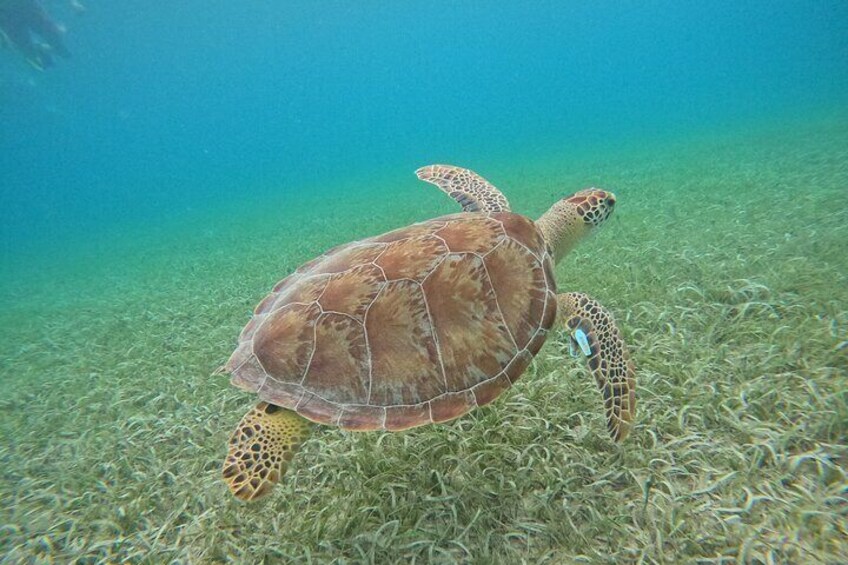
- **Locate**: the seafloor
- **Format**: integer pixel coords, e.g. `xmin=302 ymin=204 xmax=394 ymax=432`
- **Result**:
xmin=1 ymin=114 xmax=846 ymax=563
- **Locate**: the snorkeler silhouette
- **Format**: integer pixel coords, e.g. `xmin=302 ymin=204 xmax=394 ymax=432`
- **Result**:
xmin=0 ymin=0 xmax=70 ymax=70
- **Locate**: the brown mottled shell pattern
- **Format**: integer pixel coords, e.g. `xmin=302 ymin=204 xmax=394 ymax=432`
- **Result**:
xmin=225 ymin=212 xmax=558 ymax=431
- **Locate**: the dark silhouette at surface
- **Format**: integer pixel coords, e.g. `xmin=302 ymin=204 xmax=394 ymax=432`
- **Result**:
xmin=0 ymin=0 xmax=70 ymax=70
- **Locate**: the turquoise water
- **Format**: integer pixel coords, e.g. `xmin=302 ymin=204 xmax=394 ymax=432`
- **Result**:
xmin=2 ymin=2 xmax=847 ymax=258
xmin=1 ymin=2 xmax=847 ymax=562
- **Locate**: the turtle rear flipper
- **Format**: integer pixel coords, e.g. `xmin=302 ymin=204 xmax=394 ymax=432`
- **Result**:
xmin=558 ymin=292 xmax=636 ymax=442
xmin=222 ymin=402 xmax=312 ymax=501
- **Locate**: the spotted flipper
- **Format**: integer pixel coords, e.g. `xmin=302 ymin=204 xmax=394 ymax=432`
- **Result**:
xmin=222 ymin=402 xmax=312 ymax=501
xmin=558 ymin=292 xmax=636 ymax=442
xmin=415 ymin=164 xmax=511 ymax=213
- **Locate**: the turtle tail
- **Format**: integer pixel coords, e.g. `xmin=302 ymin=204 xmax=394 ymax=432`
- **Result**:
xmin=222 ymin=402 xmax=312 ymax=501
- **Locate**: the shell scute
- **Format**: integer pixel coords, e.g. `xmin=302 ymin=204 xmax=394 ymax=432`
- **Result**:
xmin=370 ymin=220 xmax=446 ymax=243
xmin=492 ymin=212 xmax=546 ymax=253
xmin=483 ymin=239 xmax=549 ymax=350
xmin=338 ymin=405 xmax=385 ymax=431
xmin=430 ymin=390 xmax=477 ymax=423
xmin=252 ymin=303 xmax=320 ymax=384
xmin=471 ymin=373 xmax=512 ymax=407
xmin=256 ymin=379 xmax=302 ymax=408
xmin=274 ymin=275 xmax=331 ymax=311
xmin=318 ymin=264 xmax=384 ymax=321
xmin=376 ymin=236 xmax=447 ymax=282
xmin=365 ymin=280 xmax=445 ymax=406
xmin=302 ymin=313 xmax=369 ymax=405
xmin=309 ymin=243 xmax=385 ymax=275
xmin=296 ymin=392 xmax=343 ymax=425
xmin=385 ymin=403 xmax=431 ymax=431
xmin=435 ymin=217 xmax=504 ymax=254
xmin=504 ymin=349 xmax=535 ymax=384
xmin=227 ymin=342 xmax=267 ymax=391
xmin=422 ymin=253 xmax=516 ymax=392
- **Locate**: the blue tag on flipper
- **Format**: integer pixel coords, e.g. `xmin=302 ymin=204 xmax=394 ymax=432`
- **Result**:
xmin=573 ymin=328 xmax=592 ymax=357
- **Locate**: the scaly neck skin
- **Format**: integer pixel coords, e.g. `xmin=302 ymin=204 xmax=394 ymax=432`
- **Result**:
xmin=536 ymin=201 xmax=591 ymax=264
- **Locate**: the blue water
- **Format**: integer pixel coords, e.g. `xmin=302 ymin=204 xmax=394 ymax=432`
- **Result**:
xmin=2 ymin=1 xmax=847 ymax=259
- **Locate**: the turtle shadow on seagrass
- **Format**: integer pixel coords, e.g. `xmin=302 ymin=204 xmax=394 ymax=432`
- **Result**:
xmin=219 ymin=165 xmax=636 ymax=501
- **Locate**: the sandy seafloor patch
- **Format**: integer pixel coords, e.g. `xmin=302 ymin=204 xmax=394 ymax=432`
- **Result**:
xmin=1 ymin=115 xmax=846 ymax=563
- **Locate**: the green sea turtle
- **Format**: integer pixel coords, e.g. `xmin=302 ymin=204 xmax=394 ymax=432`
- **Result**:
xmin=220 ymin=165 xmax=636 ymax=501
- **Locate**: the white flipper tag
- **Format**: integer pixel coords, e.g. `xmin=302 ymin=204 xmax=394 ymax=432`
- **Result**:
xmin=573 ymin=328 xmax=592 ymax=357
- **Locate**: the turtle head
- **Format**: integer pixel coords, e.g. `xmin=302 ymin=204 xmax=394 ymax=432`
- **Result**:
xmin=536 ymin=188 xmax=616 ymax=264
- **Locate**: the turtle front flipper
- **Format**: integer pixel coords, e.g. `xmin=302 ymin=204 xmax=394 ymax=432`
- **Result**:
xmin=222 ymin=402 xmax=312 ymax=501
xmin=415 ymin=164 xmax=511 ymax=213
xmin=557 ymin=292 xmax=636 ymax=442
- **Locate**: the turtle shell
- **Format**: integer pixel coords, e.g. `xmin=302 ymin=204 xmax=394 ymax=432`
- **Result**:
xmin=224 ymin=212 xmax=558 ymax=431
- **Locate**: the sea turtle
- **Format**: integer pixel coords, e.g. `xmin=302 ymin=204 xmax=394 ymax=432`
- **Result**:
xmin=220 ymin=165 xmax=636 ymax=501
